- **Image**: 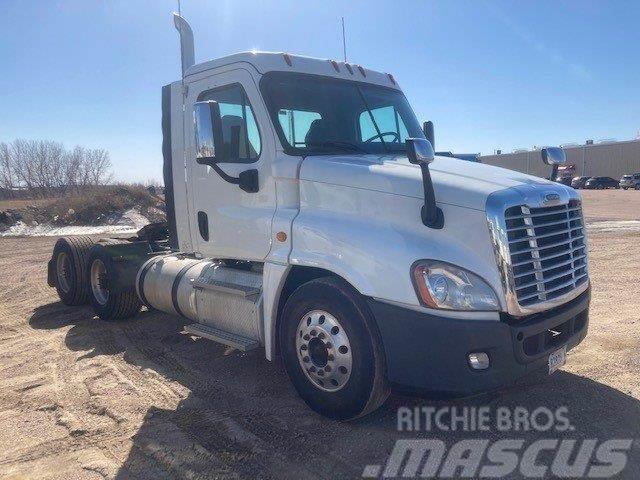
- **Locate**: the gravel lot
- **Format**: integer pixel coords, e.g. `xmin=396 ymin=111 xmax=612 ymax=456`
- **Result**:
xmin=0 ymin=190 xmax=638 ymax=479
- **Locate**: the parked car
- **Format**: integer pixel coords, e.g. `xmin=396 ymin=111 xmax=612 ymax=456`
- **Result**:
xmin=619 ymin=173 xmax=640 ymax=190
xmin=570 ymin=176 xmax=590 ymax=189
xmin=584 ymin=176 xmax=620 ymax=189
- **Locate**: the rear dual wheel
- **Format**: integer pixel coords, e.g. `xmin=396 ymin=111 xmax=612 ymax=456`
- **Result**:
xmin=280 ymin=277 xmax=389 ymax=420
xmin=86 ymin=244 xmax=141 ymax=320
xmin=52 ymin=236 xmax=95 ymax=305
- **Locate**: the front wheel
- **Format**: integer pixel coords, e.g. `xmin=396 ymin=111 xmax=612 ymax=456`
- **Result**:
xmin=279 ymin=277 xmax=388 ymax=420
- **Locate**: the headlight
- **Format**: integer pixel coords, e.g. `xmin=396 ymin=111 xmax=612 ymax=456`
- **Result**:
xmin=411 ymin=260 xmax=499 ymax=311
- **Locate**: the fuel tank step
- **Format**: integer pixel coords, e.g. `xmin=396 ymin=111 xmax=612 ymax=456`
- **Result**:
xmin=184 ymin=323 xmax=259 ymax=351
xmin=192 ymin=279 xmax=260 ymax=297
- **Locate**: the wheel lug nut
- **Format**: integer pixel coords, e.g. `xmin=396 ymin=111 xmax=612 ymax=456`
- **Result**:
xmin=324 ymin=365 xmax=331 ymax=372
xmin=303 ymin=356 xmax=310 ymax=363
xmin=317 ymin=369 xmax=324 ymax=376
xmin=318 ymin=332 xmax=326 ymax=339
xmin=327 ymin=355 xmax=334 ymax=361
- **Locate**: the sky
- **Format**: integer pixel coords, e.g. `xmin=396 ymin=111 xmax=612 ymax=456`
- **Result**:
xmin=1 ymin=0 xmax=639 ymax=182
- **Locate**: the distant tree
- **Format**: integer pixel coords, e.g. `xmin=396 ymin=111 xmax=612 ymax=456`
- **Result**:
xmin=0 ymin=142 xmax=17 ymax=195
xmin=85 ymin=148 xmax=113 ymax=186
xmin=0 ymin=139 xmax=114 ymax=198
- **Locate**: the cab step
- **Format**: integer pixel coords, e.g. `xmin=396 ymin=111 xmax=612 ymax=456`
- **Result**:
xmin=184 ymin=322 xmax=259 ymax=351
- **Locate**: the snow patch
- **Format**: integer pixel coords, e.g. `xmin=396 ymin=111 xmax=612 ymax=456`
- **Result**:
xmin=0 ymin=208 xmax=150 ymax=237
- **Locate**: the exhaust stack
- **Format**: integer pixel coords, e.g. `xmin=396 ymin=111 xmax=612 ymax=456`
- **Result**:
xmin=173 ymin=13 xmax=195 ymax=77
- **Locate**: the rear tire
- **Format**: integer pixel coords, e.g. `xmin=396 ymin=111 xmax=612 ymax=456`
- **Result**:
xmin=52 ymin=236 xmax=95 ymax=305
xmin=279 ymin=277 xmax=389 ymax=420
xmin=87 ymin=244 xmax=141 ymax=321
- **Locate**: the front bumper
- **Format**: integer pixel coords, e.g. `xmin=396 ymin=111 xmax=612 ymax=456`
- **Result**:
xmin=368 ymin=288 xmax=590 ymax=397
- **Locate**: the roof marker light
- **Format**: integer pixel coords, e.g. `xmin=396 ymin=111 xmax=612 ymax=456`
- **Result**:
xmin=387 ymin=73 xmax=396 ymax=85
xmin=282 ymin=53 xmax=292 ymax=66
xmin=330 ymin=60 xmax=340 ymax=72
xmin=356 ymin=65 xmax=366 ymax=77
xmin=345 ymin=63 xmax=353 ymax=75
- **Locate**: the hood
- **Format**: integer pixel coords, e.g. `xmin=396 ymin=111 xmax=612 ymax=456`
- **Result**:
xmin=299 ymin=154 xmax=558 ymax=211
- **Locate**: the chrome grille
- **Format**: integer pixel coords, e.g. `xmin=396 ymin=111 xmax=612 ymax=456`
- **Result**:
xmin=504 ymin=199 xmax=588 ymax=307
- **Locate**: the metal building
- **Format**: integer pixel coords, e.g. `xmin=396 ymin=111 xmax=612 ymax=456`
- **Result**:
xmin=480 ymin=138 xmax=640 ymax=179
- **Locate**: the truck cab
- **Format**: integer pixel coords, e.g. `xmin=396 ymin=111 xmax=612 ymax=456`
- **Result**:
xmin=48 ymin=15 xmax=590 ymax=420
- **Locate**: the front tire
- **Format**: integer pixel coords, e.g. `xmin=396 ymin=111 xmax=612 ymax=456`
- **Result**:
xmin=87 ymin=244 xmax=141 ymax=320
xmin=279 ymin=277 xmax=388 ymax=420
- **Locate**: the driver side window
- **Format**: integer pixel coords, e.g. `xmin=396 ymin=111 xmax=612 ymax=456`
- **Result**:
xmin=198 ymin=84 xmax=261 ymax=161
xmin=359 ymin=106 xmax=409 ymax=143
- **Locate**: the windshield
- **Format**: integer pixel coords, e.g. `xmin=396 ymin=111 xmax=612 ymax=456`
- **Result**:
xmin=260 ymin=72 xmax=425 ymax=155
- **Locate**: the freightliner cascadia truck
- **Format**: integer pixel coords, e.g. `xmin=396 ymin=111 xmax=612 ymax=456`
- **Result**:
xmin=47 ymin=15 xmax=590 ymax=420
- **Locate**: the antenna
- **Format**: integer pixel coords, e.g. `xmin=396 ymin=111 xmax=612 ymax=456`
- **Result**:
xmin=341 ymin=17 xmax=347 ymax=62
xmin=177 ymin=0 xmax=181 ymax=16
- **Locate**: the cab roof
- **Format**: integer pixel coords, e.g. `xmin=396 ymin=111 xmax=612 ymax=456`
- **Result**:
xmin=184 ymin=51 xmax=401 ymax=90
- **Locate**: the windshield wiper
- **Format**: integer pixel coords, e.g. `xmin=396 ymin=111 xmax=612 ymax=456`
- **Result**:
xmin=309 ymin=141 xmax=367 ymax=153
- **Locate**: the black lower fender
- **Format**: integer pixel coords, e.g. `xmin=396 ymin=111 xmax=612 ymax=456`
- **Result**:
xmin=367 ymin=289 xmax=590 ymax=397
xmin=98 ymin=241 xmax=153 ymax=294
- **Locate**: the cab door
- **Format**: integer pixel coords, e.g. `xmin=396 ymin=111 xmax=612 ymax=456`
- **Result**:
xmin=185 ymin=68 xmax=276 ymax=260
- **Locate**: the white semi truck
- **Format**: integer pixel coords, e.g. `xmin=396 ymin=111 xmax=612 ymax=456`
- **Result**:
xmin=47 ymin=15 xmax=590 ymax=420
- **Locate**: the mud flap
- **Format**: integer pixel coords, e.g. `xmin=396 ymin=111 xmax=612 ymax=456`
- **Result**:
xmin=47 ymin=258 xmax=56 ymax=287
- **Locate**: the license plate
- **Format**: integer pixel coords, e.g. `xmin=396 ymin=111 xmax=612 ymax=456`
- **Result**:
xmin=548 ymin=346 xmax=567 ymax=374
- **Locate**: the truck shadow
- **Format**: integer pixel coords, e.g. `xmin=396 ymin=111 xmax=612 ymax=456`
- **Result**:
xmin=29 ymin=302 xmax=640 ymax=479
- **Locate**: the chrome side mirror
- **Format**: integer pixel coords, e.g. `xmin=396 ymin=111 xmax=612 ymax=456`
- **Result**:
xmin=541 ymin=147 xmax=566 ymax=182
xmin=406 ymin=138 xmax=435 ymax=165
xmin=541 ymin=147 xmax=566 ymax=166
xmin=194 ymin=101 xmax=223 ymax=163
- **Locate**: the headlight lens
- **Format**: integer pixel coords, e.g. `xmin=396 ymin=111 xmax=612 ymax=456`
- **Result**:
xmin=412 ymin=261 xmax=499 ymax=311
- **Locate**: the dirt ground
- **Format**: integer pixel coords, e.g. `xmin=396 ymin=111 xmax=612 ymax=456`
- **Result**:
xmin=0 ymin=190 xmax=638 ymax=479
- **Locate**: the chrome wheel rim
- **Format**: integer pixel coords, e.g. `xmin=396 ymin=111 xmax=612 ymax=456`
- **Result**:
xmin=90 ymin=259 xmax=109 ymax=306
xmin=56 ymin=252 xmax=72 ymax=293
xmin=296 ymin=310 xmax=352 ymax=392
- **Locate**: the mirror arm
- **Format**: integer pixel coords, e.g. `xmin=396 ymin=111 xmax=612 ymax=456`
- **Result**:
xmin=419 ymin=164 xmax=444 ymax=229
xmin=550 ymin=164 xmax=559 ymax=181
xmin=209 ymin=161 xmax=240 ymax=185
xmin=198 ymin=157 xmax=259 ymax=193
